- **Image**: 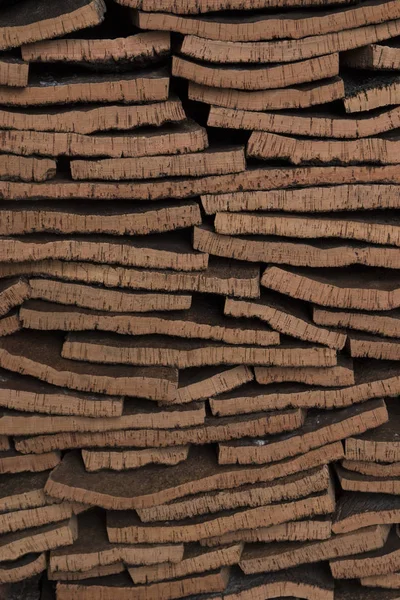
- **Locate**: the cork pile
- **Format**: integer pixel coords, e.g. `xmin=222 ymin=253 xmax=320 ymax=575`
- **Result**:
xmin=1 ymin=0 xmax=400 ymax=598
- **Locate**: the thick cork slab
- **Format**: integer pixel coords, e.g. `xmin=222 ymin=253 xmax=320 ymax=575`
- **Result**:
xmin=0 ymin=98 xmax=186 ymax=134
xmin=29 ymin=279 xmax=193 ymax=313
xmin=342 ymin=460 xmax=400 ymax=477
xmin=343 ymin=40 xmax=400 ymax=71
xmin=217 ymin=399 xmax=387 ymax=464
xmin=314 ymin=306 xmax=400 ymax=339
xmin=172 ymin=54 xmax=339 ymax=91
xmin=0 ymin=55 xmax=28 ymax=87
xmin=0 ymin=278 xmax=30 ymax=317
xmin=343 ymin=71 xmax=400 ymax=113
xmin=21 ymin=299 xmax=279 ymax=347
xmin=175 ymin=366 xmax=253 ymax=404
xmin=82 ymin=446 xmax=190 ymax=472
xmin=135 ymin=467 xmax=330 ymax=522
xmin=224 ymin=292 xmax=345 ymax=350
xmin=50 ymin=510 xmax=184 ymax=573
xmin=0 ymin=449 xmax=60 ymax=474
xmin=119 ymin=0 xmax=354 ymax=14
xmin=0 ymin=553 xmax=46 ymax=584
xmin=0 ymin=0 xmax=106 ymax=50
xmin=0 ymin=309 xmax=21 ymax=337
xmin=0 ymin=501 xmax=82 ymax=535
xmin=188 ymin=78 xmax=345 ymax=111
xmin=241 ymin=524 xmax=389 ymax=574
xmin=62 ymin=331 xmax=337 ymax=369
xmin=0 ymin=154 xmax=56 ymax=182
xmin=0 ymin=435 xmax=10 ymax=450
xmin=255 ymin=357 xmax=355 ymax=387
xmin=361 ymin=572 xmax=400 ymax=589
xmin=44 ymin=443 xmax=344 ymax=510
xmin=349 ymin=331 xmax=400 ymax=360
xmin=336 ymin=464 xmax=400 ymax=494
xmin=261 ymin=265 xmax=400 ymax=311
xmin=135 ymin=1 xmax=400 ymax=42
xmin=333 ymin=492 xmax=400 ymax=534
xmin=106 ymin=485 xmax=335 ymax=543
xmin=0 ymin=330 xmax=178 ymax=400
xmin=48 ymin=562 xmax=125 ymax=581
xmin=0 ymin=69 xmax=169 ymax=106
xmin=21 ymin=31 xmax=170 ymax=65
xmin=0 ymin=470 xmax=51 ymax=513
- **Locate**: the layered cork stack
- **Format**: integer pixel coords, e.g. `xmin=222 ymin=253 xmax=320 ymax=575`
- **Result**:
xmin=0 ymin=0 xmax=400 ymax=599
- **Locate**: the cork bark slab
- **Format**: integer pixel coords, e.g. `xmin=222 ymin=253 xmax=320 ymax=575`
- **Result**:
xmin=361 ymin=572 xmax=400 ymax=588
xmin=48 ymin=563 xmax=125 ymax=581
xmin=0 ymin=121 xmax=207 ymax=158
xmin=0 ymin=0 xmax=106 ymax=50
xmin=62 ymin=331 xmax=337 ymax=368
xmin=21 ymin=31 xmax=170 ymax=65
xmin=106 ymin=485 xmax=335 ymax=543
xmin=255 ymin=357 xmax=355 ymax=387
xmin=333 ymin=492 xmax=400 ymax=535
xmin=349 ymin=332 xmax=400 ymax=360
xmin=0 ymin=435 xmax=10 ymax=450
xmin=50 ymin=510 xmax=184 ymax=573
xmin=224 ymin=292 xmax=346 ymax=350
xmin=0 ymin=98 xmax=186 ymax=134
xmin=336 ymin=464 xmax=400 ymax=495
xmin=0 ymin=309 xmax=21 ymax=337
xmin=217 ymin=399 xmax=388 ymax=463
xmin=193 ymin=224 xmax=400 ymax=269
xmin=43 ymin=443 xmax=344 ymax=510
xmin=0 ymin=69 xmax=169 ymax=106
xmin=0 ymin=154 xmax=57 ymax=182
xmin=0 ymin=449 xmax=60 ymax=474
xmin=261 ymin=265 xmax=400 ymax=311
xmin=0 ymin=330 xmax=178 ymax=400
xmin=29 ymin=279 xmax=193 ymax=313
xmin=135 ymin=467 xmax=330 ymax=522
xmin=172 ymin=54 xmax=339 ymax=91
xmin=119 ymin=0 xmax=355 ymax=14
xmin=342 ymin=460 xmax=400 ymax=477
xmin=128 ymin=543 xmax=243 ymax=583
xmin=336 ymin=580 xmax=400 ymax=599
xmin=15 ymin=408 xmax=305 ymax=453
xmin=134 ymin=1 xmax=400 ymax=42
xmin=0 ymin=201 xmax=202 ymax=236
xmin=0 ymin=553 xmax=46 ymax=584
xmin=343 ymin=71 xmax=400 ymax=113
xmin=0 ymin=278 xmax=30 ymax=317
xmin=82 ymin=446 xmax=190 ymax=472
xmin=175 ymin=366 xmax=254 ymax=404
xmin=55 ymin=569 xmax=230 ymax=600
xmin=240 ymin=524 xmax=390 ymax=574
xmin=343 ymin=41 xmax=400 ymax=70
xmin=0 ymin=55 xmax=28 ymax=87
xmin=0 ymin=501 xmax=83 ymax=535
xmin=314 ymin=306 xmax=400 ymax=340
xmin=21 ymin=299 xmax=279 ymax=347
xmin=0 ymin=470 xmax=51 ymax=513
xmin=71 ymin=147 xmax=245 ymax=181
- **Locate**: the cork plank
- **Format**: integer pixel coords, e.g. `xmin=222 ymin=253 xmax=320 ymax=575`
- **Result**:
xmin=0 ymin=553 xmax=46 ymax=584
xmin=175 ymin=366 xmax=254 ymax=405
xmin=0 ymin=501 xmax=83 ymax=535
xmin=349 ymin=332 xmax=400 ymax=360
xmin=0 ymin=55 xmax=28 ymax=87
xmin=0 ymin=470 xmax=51 ymax=513
xmin=0 ymin=278 xmax=30 ymax=316
xmin=255 ymin=357 xmax=355 ymax=387
xmin=0 ymin=309 xmax=21 ymax=337
xmin=314 ymin=306 xmax=400 ymax=339
xmin=361 ymin=572 xmax=400 ymax=588
xmin=336 ymin=464 xmax=400 ymax=494
xmin=1 ymin=436 xmax=11 ymax=450
xmin=0 ymin=154 xmax=57 ymax=182
xmin=333 ymin=492 xmax=400 ymax=535
xmin=82 ymin=446 xmax=190 ymax=472
xmin=48 ymin=563 xmax=125 ymax=581
xmin=344 ymin=71 xmax=400 ymax=113
xmin=343 ymin=41 xmax=400 ymax=71
xmin=0 ymin=449 xmax=60 ymax=474
xmin=342 ymin=460 xmax=400 ymax=477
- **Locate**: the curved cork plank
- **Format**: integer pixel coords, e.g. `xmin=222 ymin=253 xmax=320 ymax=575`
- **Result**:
xmin=0 ymin=470 xmax=52 ymax=513
xmin=0 ymin=121 xmax=207 ymax=158
xmin=44 ymin=444 xmax=344 ymax=510
xmin=172 ymin=54 xmax=339 ymax=90
xmin=314 ymin=306 xmax=400 ymax=339
xmin=49 ymin=562 xmax=125 ymax=581
xmin=0 ymin=501 xmax=83 ymax=535
xmin=0 ymin=98 xmax=185 ymax=134
xmin=175 ymin=366 xmax=253 ymax=404
xmin=333 ymin=492 xmax=400 ymax=535
xmin=21 ymin=300 xmax=280 ymax=347
xmin=361 ymin=572 xmax=400 ymax=588
xmin=193 ymin=225 xmax=400 ymax=269
xmin=0 ymin=553 xmax=46 ymax=584
xmin=217 ymin=400 xmax=388 ymax=463
xmin=21 ymin=31 xmax=170 ymax=64
xmin=0 ymin=154 xmax=56 ymax=182
xmin=71 ymin=147 xmax=245 ymax=181
xmin=336 ymin=464 xmax=400 ymax=495
xmin=82 ymin=446 xmax=190 ymax=471
xmin=0 ymin=278 xmax=30 ymax=317
xmin=240 ymin=524 xmax=389 ymax=574
xmin=0 ymin=309 xmax=21 ymax=337
xmin=136 ymin=467 xmax=330 ymax=522
xmin=344 ymin=71 xmax=400 ymax=113
xmin=343 ymin=40 xmax=400 ymax=70
xmin=0 ymin=330 xmax=178 ymax=400
xmin=0 ymin=56 xmax=28 ymax=87
xmin=118 ymin=0 xmax=354 ymax=14
xmin=224 ymin=292 xmax=346 ymax=350
xmin=342 ymin=460 xmax=400 ymax=477
xmin=134 ymin=1 xmax=400 ymax=42
xmin=181 ymin=20 xmax=400 ymax=63
xmin=0 ymin=69 xmax=169 ymax=106
xmin=189 ymin=78 xmax=344 ymax=111
xmin=261 ymin=265 xmax=400 ymax=310
xmin=0 ymin=449 xmax=60 ymax=474
xmin=255 ymin=358 xmax=355 ymax=386
xmin=62 ymin=331 xmax=337 ymax=368
xmin=349 ymin=332 xmax=400 ymax=360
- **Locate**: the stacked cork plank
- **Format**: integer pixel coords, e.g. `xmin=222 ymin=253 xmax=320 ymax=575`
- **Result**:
xmin=1 ymin=0 xmax=400 ymax=599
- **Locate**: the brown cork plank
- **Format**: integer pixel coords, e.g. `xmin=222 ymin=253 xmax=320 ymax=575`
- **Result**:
xmin=0 ymin=449 xmax=60 ymax=474
xmin=0 ymin=278 xmax=30 ymax=317
xmin=0 ymin=121 xmax=207 ymax=158
xmin=71 ymin=147 xmax=245 ymax=181
xmin=0 ymin=55 xmax=28 ymax=87
xmin=241 ymin=524 xmax=390 ymax=574
xmin=0 ymin=0 xmax=106 ymax=51
xmin=188 ymin=78 xmax=345 ymax=111
xmin=0 ymin=201 xmax=202 ymax=236
xmin=0 ymin=98 xmax=185 ymax=135
xmin=336 ymin=464 xmax=400 ymax=494
xmin=120 ymin=0 xmax=355 ymax=14
xmin=336 ymin=580 xmax=400 ymax=599
xmin=15 ymin=407 xmax=305 ymax=453
xmin=175 ymin=366 xmax=254 ymax=404
xmin=0 ymin=68 xmax=169 ymax=106
xmin=193 ymin=224 xmax=400 ymax=269
xmin=342 ymin=460 xmax=400 ymax=477
xmin=0 ymin=553 xmax=46 ymax=584
xmin=314 ymin=306 xmax=400 ymax=339
xmin=343 ymin=71 xmax=400 ymax=113
xmin=0 ymin=154 xmax=56 ymax=182
xmin=172 ymin=54 xmax=339 ymax=91
xmin=135 ymin=466 xmax=330 ymax=522
xmin=50 ymin=510 xmax=184 ymax=573
xmin=0 ymin=501 xmax=83 ymax=535
xmin=333 ymin=492 xmax=400 ymax=535
xmin=82 ymin=446 xmax=190 ymax=471
xmin=48 ymin=562 xmax=125 ymax=581
xmin=261 ymin=265 xmax=400 ymax=311
xmin=0 ymin=470 xmax=50 ymax=513
xmin=255 ymin=357 xmax=355 ymax=387
xmin=0 ymin=309 xmax=21 ymax=337
xmin=107 ymin=485 xmax=335 ymax=544
xmin=330 ymin=526 xmax=400 ymax=579
xmin=21 ymin=31 xmax=170 ymax=65
xmin=343 ymin=41 xmax=400 ymax=71
xmin=62 ymin=331 xmax=337 ymax=368
xmin=224 ymin=292 xmax=345 ymax=350
xmin=135 ymin=1 xmax=400 ymax=42
xmin=361 ymin=572 xmax=400 ymax=588
xmin=217 ymin=399 xmax=387 ymax=464
xmin=21 ymin=299 xmax=279 ymax=347
xmin=349 ymin=332 xmax=400 ymax=360
xmin=0 ymin=435 xmax=10 ymax=450
xmin=0 ymin=330 xmax=178 ymax=400
xmin=44 ymin=443 xmax=344 ymax=510
xmin=29 ymin=279 xmax=193 ymax=313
